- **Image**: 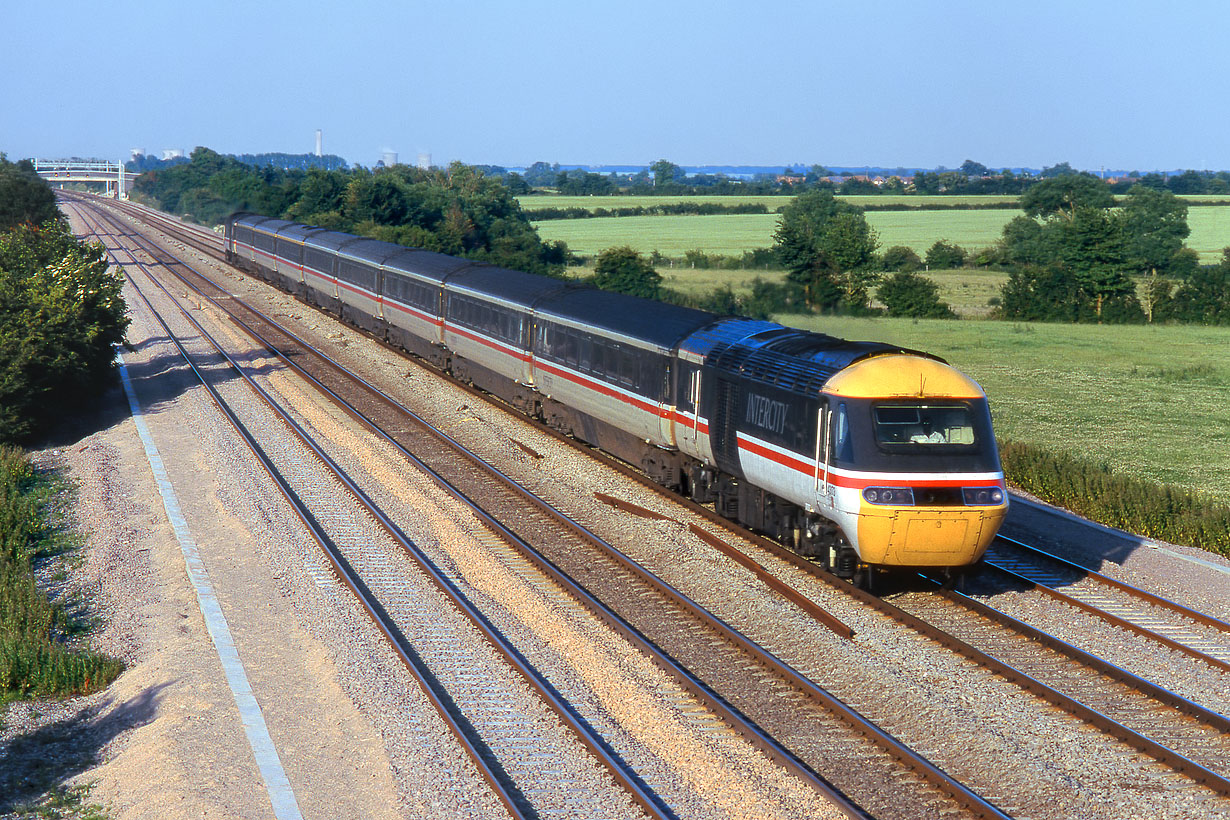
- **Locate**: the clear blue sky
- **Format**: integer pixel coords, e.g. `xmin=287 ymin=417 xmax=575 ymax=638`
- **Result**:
xmin=5 ymin=0 xmax=1229 ymax=172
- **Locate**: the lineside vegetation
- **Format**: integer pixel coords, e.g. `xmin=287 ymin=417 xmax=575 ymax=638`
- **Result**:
xmin=1 ymin=446 xmax=123 ymax=701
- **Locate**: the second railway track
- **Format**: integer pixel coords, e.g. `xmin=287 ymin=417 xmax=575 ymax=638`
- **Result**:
xmin=77 ymin=194 xmax=1230 ymax=820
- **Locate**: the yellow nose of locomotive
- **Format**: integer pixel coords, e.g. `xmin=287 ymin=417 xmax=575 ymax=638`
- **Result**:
xmin=855 ymin=503 xmax=1007 ymax=567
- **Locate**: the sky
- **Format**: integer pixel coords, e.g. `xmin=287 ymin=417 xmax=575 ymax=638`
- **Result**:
xmin=5 ymin=1 xmax=1230 ymax=173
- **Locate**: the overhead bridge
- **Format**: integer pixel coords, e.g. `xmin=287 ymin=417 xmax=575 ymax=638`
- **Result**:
xmin=34 ymin=159 xmax=139 ymax=198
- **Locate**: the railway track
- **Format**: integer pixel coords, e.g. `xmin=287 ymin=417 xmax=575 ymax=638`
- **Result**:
xmin=980 ymin=534 xmax=1230 ymax=670
xmin=73 ymin=196 xmax=1018 ymax=820
xmin=72 ymin=203 xmax=671 ymax=820
xmin=79 ymin=194 xmax=1230 ymax=818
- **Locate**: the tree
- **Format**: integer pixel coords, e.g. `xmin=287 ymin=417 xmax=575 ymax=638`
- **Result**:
xmin=0 ymin=221 xmax=129 ymax=442
xmin=877 ymin=272 xmax=956 ymax=318
xmin=925 ymin=240 xmax=967 ymax=269
xmin=1058 ymin=206 xmax=1138 ymax=319
xmin=1168 ymin=249 xmax=1230 ymax=324
xmin=1020 ymin=174 xmax=1113 ymax=221
xmin=1119 ymin=186 xmax=1190 ymax=276
xmin=960 ymin=159 xmax=989 ymax=177
xmin=591 ymin=246 xmax=662 ymax=298
xmin=1039 ymin=162 xmax=1077 ymax=178
xmin=650 ymin=159 xmax=684 ymax=188
xmin=0 ymin=156 xmax=59 ymax=230
xmin=286 ymin=169 xmax=348 ymax=222
xmin=773 ymin=190 xmax=879 ymax=311
xmin=1166 ymin=170 xmax=1208 ymax=195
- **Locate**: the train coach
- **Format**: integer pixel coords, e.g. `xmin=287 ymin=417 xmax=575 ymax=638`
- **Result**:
xmin=226 ymin=213 xmax=1008 ymax=583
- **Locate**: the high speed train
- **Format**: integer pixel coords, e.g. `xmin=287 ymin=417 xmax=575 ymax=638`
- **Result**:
xmin=226 ymin=213 xmax=1007 ymax=582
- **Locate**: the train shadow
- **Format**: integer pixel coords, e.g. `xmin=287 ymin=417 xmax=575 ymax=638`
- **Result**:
xmin=29 ymin=338 xmax=290 ymax=450
xmin=1001 ymin=496 xmax=1147 ymax=573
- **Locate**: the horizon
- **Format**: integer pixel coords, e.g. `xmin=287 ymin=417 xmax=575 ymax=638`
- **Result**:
xmin=26 ymin=151 xmax=1227 ymax=179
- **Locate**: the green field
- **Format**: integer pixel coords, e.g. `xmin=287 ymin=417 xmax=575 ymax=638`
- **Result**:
xmin=533 ymin=211 xmax=1017 ymax=257
xmin=777 ymin=316 xmax=1230 ymax=504
xmin=518 ymin=194 xmax=1023 ymax=211
xmin=534 ymin=206 xmax=1230 ymax=263
xmin=1183 ymin=207 xmax=1230 ymax=262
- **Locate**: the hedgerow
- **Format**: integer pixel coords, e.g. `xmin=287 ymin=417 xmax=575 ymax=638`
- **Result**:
xmin=999 ymin=439 xmax=1230 ymax=556
xmin=0 ymin=446 xmax=122 ymax=699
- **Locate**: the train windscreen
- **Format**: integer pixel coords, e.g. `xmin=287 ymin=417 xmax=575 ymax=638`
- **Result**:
xmin=872 ymin=405 xmax=976 ymax=446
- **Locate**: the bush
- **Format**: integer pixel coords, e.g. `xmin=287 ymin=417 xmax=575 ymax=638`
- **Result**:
xmin=877 ymin=272 xmax=956 ymax=318
xmin=591 ymin=246 xmax=662 ymax=298
xmin=999 ymin=439 xmax=1230 ymax=555
xmin=0 ymin=447 xmax=123 ymax=698
xmin=881 ymin=245 xmax=922 ymax=272
xmin=925 ymin=239 xmax=967 ymax=269
xmin=0 ymin=222 xmax=129 ymax=443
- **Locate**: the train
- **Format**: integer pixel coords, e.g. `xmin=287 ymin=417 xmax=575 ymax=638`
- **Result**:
xmin=225 ymin=213 xmax=1007 ymax=583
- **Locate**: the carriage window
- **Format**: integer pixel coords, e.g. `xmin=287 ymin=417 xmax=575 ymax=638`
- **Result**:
xmin=579 ymin=336 xmax=592 ymax=371
xmin=874 ymin=405 xmax=975 ymax=446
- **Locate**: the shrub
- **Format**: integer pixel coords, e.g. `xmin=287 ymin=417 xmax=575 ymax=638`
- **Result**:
xmin=881 ymin=245 xmax=922 ymax=272
xmin=999 ymin=439 xmax=1230 ymax=556
xmin=925 ymin=239 xmax=967 ymax=269
xmin=0 ymin=447 xmax=123 ymax=698
xmin=0 ymin=222 xmax=129 ymax=443
xmin=591 ymin=246 xmax=662 ymax=298
xmin=877 ymin=272 xmax=956 ymax=318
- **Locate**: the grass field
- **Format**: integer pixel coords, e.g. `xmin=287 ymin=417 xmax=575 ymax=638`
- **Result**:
xmin=518 ymin=194 xmax=1022 ymax=211
xmin=535 ymin=206 xmax=1230 ymax=263
xmin=776 ymin=316 xmax=1230 ymax=504
xmin=533 ymin=211 xmax=1017 ymax=257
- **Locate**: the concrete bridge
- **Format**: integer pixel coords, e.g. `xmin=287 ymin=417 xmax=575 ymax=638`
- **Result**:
xmin=34 ymin=159 xmax=139 ymax=198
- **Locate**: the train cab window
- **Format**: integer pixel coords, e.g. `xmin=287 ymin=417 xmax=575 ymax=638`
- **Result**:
xmin=874 ymin=405 xmax=975 ymax=446
xmin=832 ymin=403 xmax=853 ymax=463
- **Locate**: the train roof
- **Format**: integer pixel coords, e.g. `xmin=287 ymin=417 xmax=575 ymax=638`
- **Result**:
xmin=229 ymin=212 xmax=276 ymax=229
xmin=301 ymin=229 xmax=368 ymax=254
xmin=712 ymin=327 xmax=943 ymax=394
xmin=677 ymin=317 xmax=782 ymax=361
xmin=383 ymin=247 xmax=478 ymax=283
xmin=335 ymin=237 xmax=409 ymax=265
xmin=445 ymin=264 xmax=572 ymax=309
xmin=534 ymin=288 xmax=717 ymax=351
xmin=247 ymin=217 xmax=299 ymax=234
xmin=275 ymin=223 xmax=330 ymax=243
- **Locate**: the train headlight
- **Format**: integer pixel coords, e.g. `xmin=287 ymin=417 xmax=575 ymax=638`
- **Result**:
xmin=863 ymin=487 xmax=915 ymax=506
xmin=962 ymin=487 xmax=1005 ymax=506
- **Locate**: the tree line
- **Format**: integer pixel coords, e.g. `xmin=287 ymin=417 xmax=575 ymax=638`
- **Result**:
xmin=132 ymin=147 xmax=568 ymax=276
xmin=480 ymin=157 xmax=1230 ymax=199
xmin=774 ymin=179 xmax=1229 ymax=324
xmin=590 ymin=178 xmax=1230 ymax=325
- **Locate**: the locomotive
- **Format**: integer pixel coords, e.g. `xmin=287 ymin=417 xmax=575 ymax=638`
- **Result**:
xmin=225 ymin=214 xmax=1007 ymax=582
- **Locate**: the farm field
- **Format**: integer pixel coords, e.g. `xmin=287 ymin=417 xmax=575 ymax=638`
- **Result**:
xmin=533 ymin=210 xmax=1017 ymax=257
xmin=518 ymin=194 xmax=1021 ymax=211
xmin=779 ymin=316 xmax=1230 ymax=504
xmin=535 ymin=205 xmax=1230 ymax=262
